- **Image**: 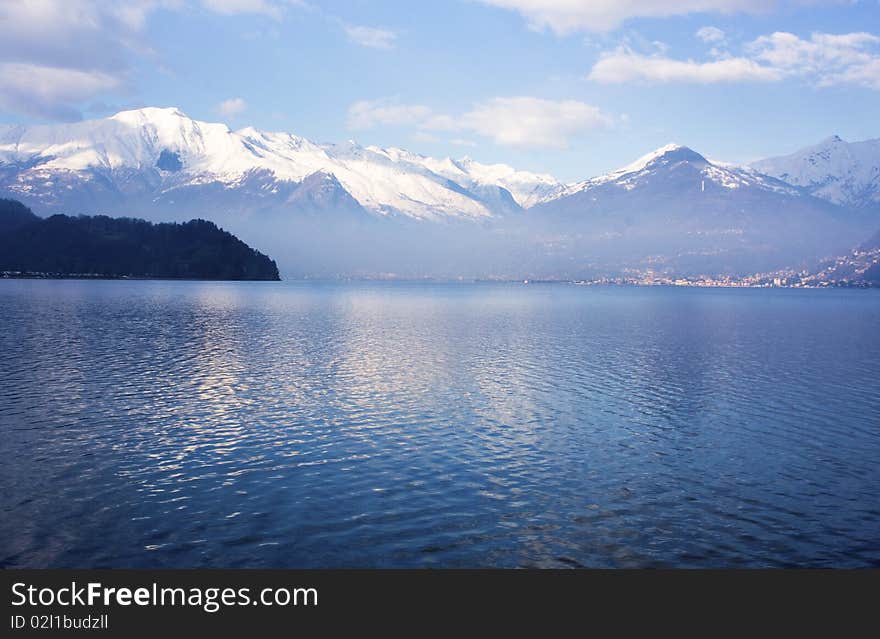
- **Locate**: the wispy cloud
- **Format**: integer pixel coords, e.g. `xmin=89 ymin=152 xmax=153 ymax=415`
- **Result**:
xmin=433 ymin=97 xmax=612 ymax=148
xmin=589 ymin=49 xmax=781 ymax=83
xmin=201 ymin=0 xmax=305 ymax=20
xmin=348 ymin=96 xmax=613 ymax=149
xmin=347 ymin=98 xmax=432 ymax=129
xmin=749 ymin=31 xmax=880 ymax=88
xmin=589 ymin=31 xmax=880 ymax=89
xmin=344 ymin=25 xmax=397 ymax=49
xmin=0 ymin=0 xmax=167 ymax=120
xmin=0 ymin=0 xmax=312 ymax=120
xmin=475 ymin=1 xmax=809 ymax=34
xmin=217 ymin=97 xmax=248 ymax=117
xmin=696 ymin=26 xmax=726 ymax=44
xmin=0 ymin=63 xmax=123 ymax=121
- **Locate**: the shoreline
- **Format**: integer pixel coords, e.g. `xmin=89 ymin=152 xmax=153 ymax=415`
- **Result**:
xmin=2 ymin=273 xmax=875 ymax=289
xmin=0 ymin=272 xmax=281 ymax=282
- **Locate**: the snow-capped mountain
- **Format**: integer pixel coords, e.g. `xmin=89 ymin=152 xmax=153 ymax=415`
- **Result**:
xmin=556 ymin=144 xmax=800 ymax=199
xmin=752 ymin=136 xmax=880 ymax=210
xmin=369 ymin=148 xmax=563 ymax=209
xmin=528 ymin=144 xmax=868 ymax=275
xmin=0 ymin=107 xmax=560 ymax=221
xmin=1 ymin=109 xmax=876 ymax=278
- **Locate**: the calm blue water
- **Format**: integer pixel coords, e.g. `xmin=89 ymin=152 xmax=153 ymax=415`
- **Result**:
xmin=1 ymin=280 xmax=879 ymax=568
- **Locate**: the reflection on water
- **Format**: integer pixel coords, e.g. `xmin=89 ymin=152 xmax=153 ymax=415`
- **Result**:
xmin=1 ymin=280 xmax=879 ymax=567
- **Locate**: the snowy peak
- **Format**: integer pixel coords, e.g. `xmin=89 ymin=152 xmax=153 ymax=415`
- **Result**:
xmin=593 ymin=143 xmax=706 ymax=182
xmin=4 ymin=107 xmax=877 ymax=225
xmin=0 ymin=108 xmax=566 ymax=220
xmin=556 ymin=143 xmax=792 ymax=198
xmin=353 ymin=144 xmax=562 ymax=208
xmin=648 ymin=145 xmax=708 ymax=166
xmin=109 ymin=106 xmax=191 ymax=125
xmin=0 ymin=106 xmax=243 ymax=176
xmin=752 ymin=136 xmax=880 ymax=208
xmin=624 ymin=143 xmax=707 ymax=172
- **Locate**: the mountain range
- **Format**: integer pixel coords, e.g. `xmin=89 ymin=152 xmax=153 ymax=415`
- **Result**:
xmin=752 ymin=136 xmax=880 ymax=210
xmin=1 ymin=107 xmax=877 ymax=278
xmin=0 ymin=107 xmax=560 ymax=221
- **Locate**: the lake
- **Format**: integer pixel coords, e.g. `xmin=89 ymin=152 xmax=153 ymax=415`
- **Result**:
xmin=1 ymin=280 xmax=879 ymax=568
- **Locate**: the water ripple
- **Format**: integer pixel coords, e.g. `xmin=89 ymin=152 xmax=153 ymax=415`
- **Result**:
xmin=1 ymin=280 xmax=879 ymax=567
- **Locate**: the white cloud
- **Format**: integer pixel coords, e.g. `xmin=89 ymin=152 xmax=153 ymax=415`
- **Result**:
xmin=344 ymin=25 xmax=397 ymax=49
xmin=748 ymin=31 xmax=880 ymax=88
xmin=589 ymin=31 xmax=880 ymax=89
xmin=696 ymin=26 xmax=726 ymax=43
xmin=217 ymin=97 xmax=247 ymax=117
xmin=349 ymin=96 xmax=612 ymax=148
xmin=589 ymin=49 xmax=782 ymax=83
xmin=749 ymin=31 xmax=878 ymax=69
xmin=200 ymin=0 xmax=303 ymax=19
xmin=0 ymin=1 xmax=166 ymax=72
xmin=443 ymin=97 xmax=611 ymax=148
xmin=347 ymin=99 xmax=433 ymax=129
xmin=0 ymin=62 xmax=123 ymax=121
xmin=0 ymin=0 xmax=311 ymax=120
xmin=0 ymin=63 xmax=121 ymax=97
xmin=476 ymin=0 xmax=782 ymax=34
xmin=832 ymin=58 xmax=880 ymax=90
xmin=0 ymin=1 xmax=174 ymax=119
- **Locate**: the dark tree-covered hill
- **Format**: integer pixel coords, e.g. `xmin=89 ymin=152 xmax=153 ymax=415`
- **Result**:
xmin=0 ymin=198 xmax=40 ymax=233
xmin=0 ymin=201 xmax=279 ymax=280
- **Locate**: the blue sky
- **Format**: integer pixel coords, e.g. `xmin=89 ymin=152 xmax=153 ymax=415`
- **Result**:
xmin=0 ymin=0 xmax=878 ymax=180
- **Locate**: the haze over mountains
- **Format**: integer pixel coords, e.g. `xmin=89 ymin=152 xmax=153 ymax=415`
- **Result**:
xmin=1 ymin=107 xmax=877 ymax=279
